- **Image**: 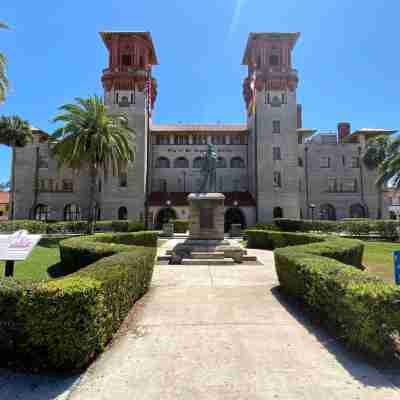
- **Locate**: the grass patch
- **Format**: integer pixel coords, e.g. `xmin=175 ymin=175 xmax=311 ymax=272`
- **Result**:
xmin=0 ymin=237 xmax=65 ymax=282
xmin=362 ymin=240 xmax=400 ymax=284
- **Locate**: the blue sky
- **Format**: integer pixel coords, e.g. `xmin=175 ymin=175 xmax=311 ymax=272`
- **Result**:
xmin=0 ymin=0 xmax=398 ymax=183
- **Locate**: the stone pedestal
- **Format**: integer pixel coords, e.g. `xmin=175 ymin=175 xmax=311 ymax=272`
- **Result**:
xmin=188 ymin=193 xmax=225 ymax=240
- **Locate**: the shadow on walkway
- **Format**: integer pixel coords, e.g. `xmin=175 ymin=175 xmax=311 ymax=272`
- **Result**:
xmin=0 ymin=368 xmax=79 ymax=400
xmin=270 ymin=286 xmax=400 ymax=390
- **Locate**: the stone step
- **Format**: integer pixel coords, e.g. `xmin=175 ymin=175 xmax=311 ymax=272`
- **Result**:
xmin=242 ymin=255 xmax=258 ymax=262
xmin=190 ymin=252 xmax=225 ymax=259
xmin=181 ymin=258 xmax=235 ymax=266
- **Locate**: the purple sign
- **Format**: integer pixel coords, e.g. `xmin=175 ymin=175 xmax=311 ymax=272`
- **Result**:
xmin=0 ymin=230 xmax=42 ymax=261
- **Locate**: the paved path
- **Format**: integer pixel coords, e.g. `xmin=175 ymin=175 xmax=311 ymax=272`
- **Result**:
xmin=67 ymin=239 xmax=400 ymax=399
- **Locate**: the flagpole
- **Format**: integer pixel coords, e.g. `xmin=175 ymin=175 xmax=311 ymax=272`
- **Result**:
xmin=251 ymin=70 xmax=259 ymax=223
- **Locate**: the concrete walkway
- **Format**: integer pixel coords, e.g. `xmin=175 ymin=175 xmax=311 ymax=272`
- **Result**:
xmin=66 ymin=239 xmax=400 ymax=399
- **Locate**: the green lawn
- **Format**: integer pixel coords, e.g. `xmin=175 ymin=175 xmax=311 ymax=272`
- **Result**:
xmin=0 ymin=237 xmax=64 ymax=282
xmin=362 ymin=241 xmax=400 ymax=284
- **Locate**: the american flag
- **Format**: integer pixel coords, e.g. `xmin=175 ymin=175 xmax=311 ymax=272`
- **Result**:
xmin=250 ymin=70 xmax=257 ymax=115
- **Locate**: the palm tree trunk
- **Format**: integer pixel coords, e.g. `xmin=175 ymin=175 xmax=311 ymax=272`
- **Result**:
xmin=87 ymin=165 xmax=98 ymax=234
xmin=10 ymin=145 xmax=16 ymax=220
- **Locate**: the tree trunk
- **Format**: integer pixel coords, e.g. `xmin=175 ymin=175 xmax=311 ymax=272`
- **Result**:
xmin=9 ymin=145 xmax=16 ymax=220
xmin=377 ymin=184 xmax=383 ymax=219
xmin=87 ymin=165 xmax=98 ymax=234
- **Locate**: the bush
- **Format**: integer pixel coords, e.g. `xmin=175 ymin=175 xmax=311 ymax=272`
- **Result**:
xmin=0 ymin=220 xmax=46 ymax=234
xmin=59 ymin=231 xmax=158 ymax=274
xmin=0 ymin=231 xmax=157 ymax=371
xmin=171 ymin=219 xmax=190 ymax=233
xmin=246 ymin=223 xmax=281 ymax=231
xmin=273 ymin=218 xmax=400 ymax=239
xmin=46 ymin=221 xmax=88 ymax=234
xmin=247 ymin=228 xmax=400 ymax=360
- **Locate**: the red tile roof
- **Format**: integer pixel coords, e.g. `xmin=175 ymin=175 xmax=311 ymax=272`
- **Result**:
xmin=0 ymin=192 xmax=10 ymax=204
xmin=149 ymin=192 xmax=256 ymax=207
xmin=151 ymin=124 xmax=248 ymax=133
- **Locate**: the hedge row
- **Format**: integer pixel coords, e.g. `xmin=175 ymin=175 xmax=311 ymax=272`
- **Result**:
xmin=246 ymin=229 xmax=400 ymax=360
xmin=273 ymin=218 xmax=400 ymax=239
xmin=0 ymin=231 xmax=157 ymax=371
xmin=0 ymin=220 xmax=145 ymax=234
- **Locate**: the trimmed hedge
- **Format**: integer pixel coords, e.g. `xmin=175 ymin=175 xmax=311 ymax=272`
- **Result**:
xmin=59 ymin=231 xmax=158 ymax=274
xmin=171 ymin=219 xmax=190 ymax=233
xmin=0 ymin=231 xmax=157 ymax=371
xmin=246 ymin=229 xmax=400 ymax=360
xmin=0 ymin=219 xmax=146 ymax=234
xmin=273 ymin=218 xmax=400 ymax=239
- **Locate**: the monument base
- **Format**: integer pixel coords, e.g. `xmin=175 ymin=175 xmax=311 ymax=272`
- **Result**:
xmin=162 ymin=192 xmax=252 ymax=265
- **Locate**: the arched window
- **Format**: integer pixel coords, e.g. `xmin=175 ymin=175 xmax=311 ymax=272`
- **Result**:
xmin=217 ymin=157 xmax=227 ymax=168
xmin=320 ymin=204 xmax=336 ymax=221
xmin=155 ymin=157 xmax=170 ymax=168
xmin=273 ymin=207 xmax=284 ymax=219
xmin=64 ymin=204 xmax=81 ymax=221
xmin=193 ymin=157 xmax=204 ymax=169
xmin=349 ymin=203 xmax=367 ymax=218
xmin=174 ymin=157 xmax=189 ymax=168
xmin=118 ymin=206 xmax=128 ymax=220
xmin=35 ymin=204 xmax=49 ymax=221
xmin=230 ymin=157 xmax=245 ymax=168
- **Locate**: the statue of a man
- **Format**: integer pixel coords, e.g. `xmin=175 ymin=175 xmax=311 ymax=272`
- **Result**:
xmin=199 ymin=144 xmax=217 ymax=193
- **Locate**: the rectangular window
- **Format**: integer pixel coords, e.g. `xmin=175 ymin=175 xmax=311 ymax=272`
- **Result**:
xmin=156 ymin=135 xmax=170 ymax=145
xmin=342 ymin=178 xmax=357 ymax=192
xmin=62 ymin=179 xmax=74 ymax=192
xmin=230 ymin=134 xmax=247 ymax=145
xmin=273 ymin=146 xmax=281 ymax=161
xmin=298 ymin=134 xmax=303 ymax=145
xmin=232 ymin=179 xmax=240 ymax=191
xmin=211 ymin=135 xmax=226 ymax=145
xmin=350 ymin=156 xmax=360 ymax=168
xmin=273 ymin=171 xmax=282 ymax=187
xmin=193 ymin=135 xmax=207 ymax=145
xmin=327 ymin=177 xmax=337 ymax=193
xmin=119 ymin=172 xmax=128 ymax=188
xmin=272 ymin=120 xmax=280 ymax=134
xmin=121 ymin=54 xmax=131 ymax=66
xmin=320 ymin=156 xmax=330 ymax=168
xmin=174 ymin=135 xmax=189 ymax=145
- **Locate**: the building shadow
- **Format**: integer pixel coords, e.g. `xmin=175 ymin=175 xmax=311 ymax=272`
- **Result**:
xmin=270 ymin=285 xmax=400 ymax=390
xmin=47 ymin=262 xmax=69 ymax=278
xmin=0 ymin=368 xmax=80 ymax=400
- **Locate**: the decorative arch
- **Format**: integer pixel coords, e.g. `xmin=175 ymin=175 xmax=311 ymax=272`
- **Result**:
xmin=349 ymin=203 xmax=367 ymax=218
xmin=154 ymin=208 xmax=177 ymax=230
xmin=35 ymin=204 xmax=49 ymax=221
xmin=320 ymin=203 xmax=336 ymax=220
xmin=273 ymin=207 xmax=284 ymax=219
xmin=217 ymin=157 xmax=227 ymax=168
xmin=230 ymin=157 xmax=245 ymax=168
xmin=64 ymin=203 xmax=81 ymax=221
xmin=118 ymin=206 xmax=128 ymax=220
xmin=155 ymin=157 xmax=170 ymax=168
xmin=225 ymin=208 xmax=246 ymax=232
xmin=174 ymin=157 xmax=189 ymax=168
xmin=193 ymin=157 xmax=204 ymax=169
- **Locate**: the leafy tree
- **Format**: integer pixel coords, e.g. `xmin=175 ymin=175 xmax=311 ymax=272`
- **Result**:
xmin=51 ymin=95 xmax=136 ymax=233
xmin=0 ymin=115 xmax=33 ymax=219
xmin=362 ymin=135 xmax=394 ymax=218
xmin=0 ymin=22 xmax=9 ymax=103
xmin=0 ymin=181 xmax=10 ymax=191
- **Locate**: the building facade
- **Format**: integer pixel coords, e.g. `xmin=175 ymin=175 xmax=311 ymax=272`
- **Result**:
xmin=12 ymin=31 xmax=397 ymax=228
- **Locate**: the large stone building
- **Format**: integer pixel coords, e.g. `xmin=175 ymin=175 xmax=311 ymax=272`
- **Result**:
xmin=12 ymin=31 xmax=397 ymax=228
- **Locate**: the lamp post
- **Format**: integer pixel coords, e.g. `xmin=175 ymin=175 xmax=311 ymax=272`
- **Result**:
xmin=309 ymin=203 xmax=316 ymax=222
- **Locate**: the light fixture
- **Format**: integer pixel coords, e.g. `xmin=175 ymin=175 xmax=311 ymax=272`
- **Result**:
xmin=233 ymin=200 xmax=239 ymax=207
xmin=166 ymin=200 xmax=171 ymax=207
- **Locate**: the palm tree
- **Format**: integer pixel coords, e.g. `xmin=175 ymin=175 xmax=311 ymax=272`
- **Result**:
xmin=0 ymin=22 xmax=10 ymax=103
xmin=0 ymin=115 xmax=33 ymax=219
xmin=51 ymin=95 xmax=136 ymax=233
xmin=362 ymin=135 xmax=391 ymax=219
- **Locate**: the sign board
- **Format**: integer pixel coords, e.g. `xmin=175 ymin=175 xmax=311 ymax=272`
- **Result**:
xmin=394 ymin=251 xmax=400 ymax=285
xmin=0 ymin=230 xmax=42 ymax=261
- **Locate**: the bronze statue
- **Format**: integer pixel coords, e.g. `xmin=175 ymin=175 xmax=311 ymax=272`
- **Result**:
xmin=199 ymin=144 xmax=217 ymax=193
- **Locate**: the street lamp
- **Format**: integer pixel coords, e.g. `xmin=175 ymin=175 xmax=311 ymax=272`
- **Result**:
xmin=233 ymin=200 xmax=239 ymax=207
xmin=308 ymin=203 xmax=316 ymax=222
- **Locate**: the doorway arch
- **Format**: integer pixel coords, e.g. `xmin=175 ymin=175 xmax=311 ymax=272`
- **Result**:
xmin=349 ymin=203 xmax=367 ymax=218
xmin=273 ymin=207 xmax=284 ymax=219
xmin=118 ymin=206 xmax=128 ymax=220
xmin=225 ymin=208 xmax=246 ymax=232
xmin=320 ymin=203 xmax=336 ymax=220
xmin=154 ymin=207 xmax=177 ymax=229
